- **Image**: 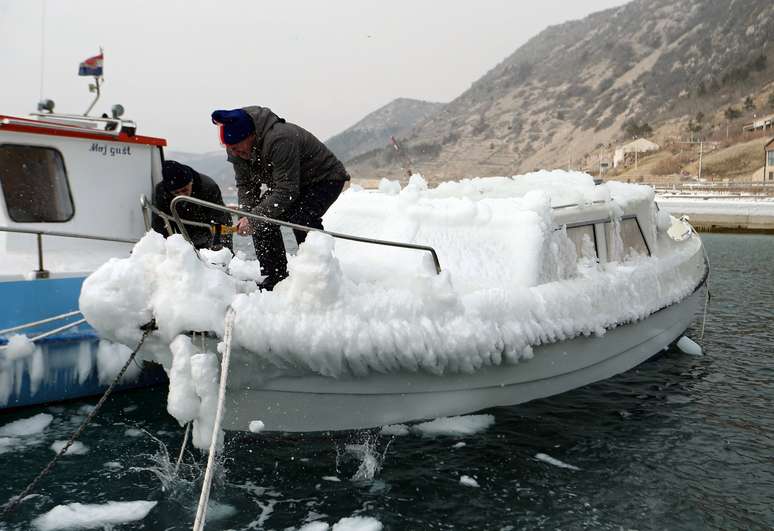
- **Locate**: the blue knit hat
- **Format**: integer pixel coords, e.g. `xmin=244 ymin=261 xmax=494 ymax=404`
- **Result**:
xmin=162 ymin=160 xmax=196 ymax=191
xmin=211 ymin=109 xmax=255 ymax=145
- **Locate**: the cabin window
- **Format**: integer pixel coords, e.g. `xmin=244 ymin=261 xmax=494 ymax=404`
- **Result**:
xmin=606 ymin=217 xmax=649 ymax=260
xmin=768 ymin=151 xmax=774 ymax=167
xmin=0 ymin=145 xmax=74 ymax=222
xmin=566 ymin=224 xmax=597 ymax=260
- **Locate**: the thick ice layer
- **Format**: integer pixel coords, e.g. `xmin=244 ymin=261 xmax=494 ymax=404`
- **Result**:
xmin=80 ymin=172 xmax=704 ymax=434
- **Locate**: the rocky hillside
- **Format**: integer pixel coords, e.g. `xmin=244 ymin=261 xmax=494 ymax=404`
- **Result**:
xmin=347 ymin=0 xmax=774 ymax=183
xmin=325 ymin=98 xmax=444 ymax=163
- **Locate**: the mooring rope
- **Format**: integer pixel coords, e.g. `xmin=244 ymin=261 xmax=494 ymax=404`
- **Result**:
xmin=192 ymin=306 xmax=235 ymax=531
xmin=699 ymin=241 xmax=712 ymax=341
xmin=174 ymin=422 xmax=191 ymax=476
xmin=1 ymin=325 xmax=154 ymax=519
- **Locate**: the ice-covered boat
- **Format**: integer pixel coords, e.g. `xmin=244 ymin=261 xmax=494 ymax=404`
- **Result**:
xmin=80 ymin=172 xmax=708 ymax=440
xmin=0 ymin=104 xmax=168 ymax=410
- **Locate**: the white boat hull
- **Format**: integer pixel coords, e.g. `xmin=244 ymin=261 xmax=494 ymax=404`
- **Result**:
xmin=222 ymin=281 xmax=706 ymax=433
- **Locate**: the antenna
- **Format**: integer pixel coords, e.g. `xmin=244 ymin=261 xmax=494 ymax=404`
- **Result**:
xmin=39 ymin=0 xmax=47 ymax=101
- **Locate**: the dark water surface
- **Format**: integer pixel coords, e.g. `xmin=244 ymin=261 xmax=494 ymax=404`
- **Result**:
xmin=1 ymin=234 xmax=772 ymax=530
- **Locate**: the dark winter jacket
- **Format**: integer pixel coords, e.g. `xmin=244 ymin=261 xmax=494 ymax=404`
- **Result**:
xmin=151 ymin=172 xmax=233 ymax=250
xmin=229 ymin=106 xmax=350 ymax=220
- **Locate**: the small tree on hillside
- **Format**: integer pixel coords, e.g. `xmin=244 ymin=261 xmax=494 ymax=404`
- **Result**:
xmin=724 ymin=106 xmax=742 ymax=139
xmin=623 ymin=119 xmax=653 ymax=139
xmin=724 ymin=107 xmax=742 ymax=121
xmin=744 ymin=96 xmax=756 ymax=112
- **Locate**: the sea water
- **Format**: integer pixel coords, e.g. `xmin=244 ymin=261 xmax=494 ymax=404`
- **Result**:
xmin=0 ymin=233 xmax=772 ymax=530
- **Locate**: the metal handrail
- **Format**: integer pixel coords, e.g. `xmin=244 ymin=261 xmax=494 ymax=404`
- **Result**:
xmin=0 ymin=226 xmax=136 ymax=278
xmin=139 ymin=194 xmax=217 ymax=235
xmin=0 ymin=226 xmax=137 ymax=244
xmin=0 ymin=310 xmax=82 ymax=336
xmin=170 ymin=196 xmax=443 ymax=274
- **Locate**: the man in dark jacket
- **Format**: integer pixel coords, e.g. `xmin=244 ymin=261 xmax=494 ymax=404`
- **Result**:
xmin=211 ymin=106 xmax=349 ymax=290
xmin=151 ymin=160 xmax=233 ymax=251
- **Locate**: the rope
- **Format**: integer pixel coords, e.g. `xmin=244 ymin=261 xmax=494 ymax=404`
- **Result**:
xmin=174 ymin=422 xmax=191 ymax=476
xmin=1 ymin=326 xmax=153 ymax=519
xmin=699 ymin=238 xmax=712 ymax=341
xmin=192 ymin=307 xmax=235 ymax=531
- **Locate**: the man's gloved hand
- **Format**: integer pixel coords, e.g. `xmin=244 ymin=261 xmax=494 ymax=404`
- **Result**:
xmin=236 ymin=217 xmax=256 ymax=236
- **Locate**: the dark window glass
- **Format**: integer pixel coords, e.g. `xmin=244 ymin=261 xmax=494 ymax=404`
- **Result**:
xmin=0 ymin=145 xmax=74 ymax=222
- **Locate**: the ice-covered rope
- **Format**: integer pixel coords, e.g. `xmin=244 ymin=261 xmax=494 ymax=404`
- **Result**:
xmin=1 ymin=324 xmax=154 ymax=519
xmin=192 ymin=307 xmax=235 ymax=531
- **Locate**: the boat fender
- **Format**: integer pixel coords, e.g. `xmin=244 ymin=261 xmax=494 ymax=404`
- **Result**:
xmin=676 ymin=336 xmax=703 ymax=356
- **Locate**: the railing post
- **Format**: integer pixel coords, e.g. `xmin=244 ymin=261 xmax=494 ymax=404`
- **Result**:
xmin=33 ymin=232 xmax=50 ymax=279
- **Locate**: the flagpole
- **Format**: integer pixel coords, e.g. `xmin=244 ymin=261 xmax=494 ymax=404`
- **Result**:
xmin=83 ymin=46 xmax=103 ymax=116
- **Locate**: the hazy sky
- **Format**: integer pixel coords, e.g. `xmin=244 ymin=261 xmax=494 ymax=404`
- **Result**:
xmin=1 ymin=0 xmax=629 ymax=153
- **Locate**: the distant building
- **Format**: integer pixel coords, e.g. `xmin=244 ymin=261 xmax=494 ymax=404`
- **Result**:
xmin=613 ymin=138 xmax=660 ymax=168
xmin=743 ymin=113 xmax=774 ymax=133
xmin=765 ymin=138 xmax=774 ymax=182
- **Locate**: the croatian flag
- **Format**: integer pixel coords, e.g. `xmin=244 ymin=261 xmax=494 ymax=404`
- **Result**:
xmin=78 ymin=53 xmax=103 ymax=77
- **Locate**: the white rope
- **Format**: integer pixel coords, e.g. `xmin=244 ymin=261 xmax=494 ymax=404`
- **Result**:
xmin=174 ymin=422 xmax=191 ymax=476
xmin=192 ymin=307 xmax=235 ymax=531
xmin=699 ymin=236 xmax=711 ymax=341
xmin=0 ymin=310 xmax=82 ymax=336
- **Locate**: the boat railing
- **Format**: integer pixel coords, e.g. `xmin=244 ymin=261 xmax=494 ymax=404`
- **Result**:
xmin=0 ymin=226 xmax=136 ymax=279
xmin=0 ymin=310 xmax=88 ymax=350
xmin=168 ymin=195 xmax=444 ymax=274
xmin=139 ymin=195 xmax=213 ymax=236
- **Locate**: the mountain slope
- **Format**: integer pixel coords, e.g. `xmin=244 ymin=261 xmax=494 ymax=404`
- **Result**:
xmin=325 ymin=98 xmax=444 ymax=163
xmin=347 ymin=0 xmax=774 ymax=182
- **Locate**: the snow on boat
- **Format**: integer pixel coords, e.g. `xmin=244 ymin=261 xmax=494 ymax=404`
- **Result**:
xmin=79 ymin=172 xmax=707 ymax=440
xmin=0 ymin=108 xmax=168 ymax=409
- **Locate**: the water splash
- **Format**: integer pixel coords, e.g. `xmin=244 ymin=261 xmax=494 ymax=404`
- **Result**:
xmin=335 ymin=430 xmax=393 ymax=481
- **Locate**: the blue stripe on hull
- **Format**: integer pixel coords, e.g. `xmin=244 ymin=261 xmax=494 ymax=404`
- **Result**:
xmin=1 ymin=277 xmax=167 ymax=410
xmin=0 ymin=276 xmax=88 ymax=332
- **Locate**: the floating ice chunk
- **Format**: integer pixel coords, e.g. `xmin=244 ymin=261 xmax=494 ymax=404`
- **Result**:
xmin=248 ymin=420 xmax=265 ymax=433
xmin=413 ymin=415 xmax=495 ymax=437
xmin=4 ymin=334 xmax=35 ymax=360
xmin=31 ymin=500 xmax=157 ymax=530
xmin=124 ymin=428 xmax=143 ymax=437
xmin=452 ymin=442 xmax=466 ymax=449
xmin=380 ymin=424 xmax=409 ymax=436
xmin=103 ymin=462 xmax=122 ymax=469
xmin=51 ymin=441 xmax=89 ymax=455
xmin=332 ymin=516 xmax=383 ymax=531
xmin=207 ymin=500 xmax=237 ymax=521
xmin=534 ymin=453 xmax=580 ymax=471
xmin=459 ymin=475 xmax=479 ymax=487
xmin=676 ymin=336 xmax=703 ymax=356
xmin=322 ymin=476 xmax=341 ymax=482
xmin=299 ymin=522 xmax=330 ymax=531
xmin=0 ymin=436 xmax=19 ymax=454
xmin=0 ymin=413 xmax=53 ymax=437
